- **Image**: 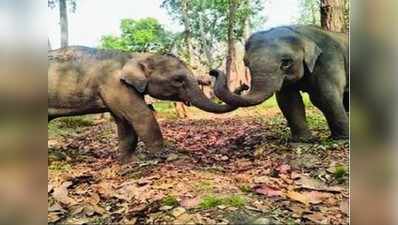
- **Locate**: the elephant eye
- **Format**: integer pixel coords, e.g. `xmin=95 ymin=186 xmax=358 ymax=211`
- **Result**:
xmin=172 ymin=74 xmax=185 ymax=86
xmin=172 ymin=74 xmax=184 ymax=81
xmin=280 ymin=58 xmax=294 ymax=71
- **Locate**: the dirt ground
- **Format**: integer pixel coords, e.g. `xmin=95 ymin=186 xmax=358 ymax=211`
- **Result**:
xmin=48 ymin=103 xmax=349 ymax=224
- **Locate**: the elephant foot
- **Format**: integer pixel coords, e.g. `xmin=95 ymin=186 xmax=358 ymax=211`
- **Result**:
xmin=118 ymin=152 xmax=136 ymax=164
xmin=137 ymin=149 xmax=169 ymax=162
xmin=290 ymin=133 xmax=319 ymax=143
xmin=329 ymin=134 xmax=349 ymax=140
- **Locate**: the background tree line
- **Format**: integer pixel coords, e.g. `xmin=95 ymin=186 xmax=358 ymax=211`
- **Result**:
xmin=48 ymin=0 xmax=349 ymax=117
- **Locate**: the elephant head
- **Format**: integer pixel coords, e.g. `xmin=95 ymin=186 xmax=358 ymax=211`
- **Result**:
xmin=120 ymin=53 xmax=237 ymax=113
xmin=210 ymin=27 xmax=322 ymax=107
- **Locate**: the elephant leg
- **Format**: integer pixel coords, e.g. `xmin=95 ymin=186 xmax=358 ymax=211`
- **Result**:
xmin=113 ymin=116 xmax=138 ymax=163
xmin=343 ymin=91 xmax=349 ymax=112
xmin=276 ymin=88 xmax=314 ymax=142
xmin=101 ymin=87 xmax=163 ymax=159
xmin=309 ymin=86 xmax=349 ymax=140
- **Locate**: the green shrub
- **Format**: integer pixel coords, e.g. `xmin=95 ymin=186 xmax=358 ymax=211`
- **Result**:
xmin=162 ymin=195 xmax=179 ymax=207
xmin=199 ymin=195 xmax=247 ymax=209
xmin=199 ymin=195 xmax=224 ymax=209
xmin=57 ymin=117 xmax=94 ymax=129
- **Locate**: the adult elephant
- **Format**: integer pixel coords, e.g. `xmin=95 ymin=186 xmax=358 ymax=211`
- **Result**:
xmin=48 ymin=46 xmax=237 ymax=162
xmin=211 ymin=25 xmax=348 ymax=141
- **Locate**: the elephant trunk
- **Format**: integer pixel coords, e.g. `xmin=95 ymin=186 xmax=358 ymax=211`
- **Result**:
xmin=187 ymin=79 xmax=238 ymax=114
xmin=210 ymin=69 xmax=275 ymax=107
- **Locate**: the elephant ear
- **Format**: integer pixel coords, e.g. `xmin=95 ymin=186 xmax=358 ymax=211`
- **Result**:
xmin=301 ymin=37 xmax=322 ymax=73
xmin=120 ymin=59 xmax=152 ymax=94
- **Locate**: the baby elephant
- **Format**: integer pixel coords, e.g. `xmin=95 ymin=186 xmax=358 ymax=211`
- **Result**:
xmin=211 ymin=25 xmax=349 ymax=141
xmin=48 ymin=46 xmax=236 ymax=162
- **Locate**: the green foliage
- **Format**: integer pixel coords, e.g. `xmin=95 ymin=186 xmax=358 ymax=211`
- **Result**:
xmin=334 ymin=165 xmax=348 ymax=183
xmin=48 ymin=161 xmax=72 ymax=172
xmin=199 ymin=195 xmax=224 ymax=209
xmin=56 ymin=117 xmax=94 ymax=129
xmin=153 ymin=101 xmax=179 ymax=120
xmin=161 ymin=0 xmax=266 ymax=68
xmin=223 ymin=195 xmax=247 ymax=208
xmin=100 ymin=18 xmax=175 ymax=53
xmin=194 ymin=180 xmax=214 ymax=192
xmin=48 ymin=116 xmax=94 ymax=139
xmin=238 ymin=184 xmax=252 ymax=193
xmin=162 ymin=195 xmax=179 ymax=207
xmin=297 ymin=0 xmax=320 ymax=25
xmin=199 ymin=195 xmax=247 ymax=209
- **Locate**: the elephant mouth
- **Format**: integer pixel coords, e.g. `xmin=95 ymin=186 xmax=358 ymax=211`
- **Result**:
xmin=183 ymin=100 xmax=191 ymax=106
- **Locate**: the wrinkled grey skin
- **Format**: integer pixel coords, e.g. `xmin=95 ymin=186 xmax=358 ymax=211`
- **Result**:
xmin=211 ymin=25 xmax=348 ymax=140
xmin=48 ymin=46 xmax=236 ymax=162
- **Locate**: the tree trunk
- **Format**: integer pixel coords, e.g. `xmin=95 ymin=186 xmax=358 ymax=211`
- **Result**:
xmin=320 ymin=0 xmax=345 ymax=32
xmin=172 ymin=0 xmax=192 ymax=118
xmin=241 ymin=8 xmax=251 ymax=88
xmin=198 ymin=12 xmax=213 ymax=69
xmin=59 ymin=0 xmax=69 ymax=47
xmin=311 ymin=2 xmax=317 ymax=25
xmin=48 ymin=38 xmax=52 ymax=50
xmin=226 ymin=0 xmax=239 ymax=90
xmin=181 ymin=0 xmax=192 ymax=64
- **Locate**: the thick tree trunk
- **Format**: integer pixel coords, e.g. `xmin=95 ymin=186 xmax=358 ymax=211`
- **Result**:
xmin=226 ymin=0 xmax=239 ymax=90
xmin=59 ymin=0 xmax=69 ymax=47
xmin=241 ymin=10 xmax=251 ymax=88
xmin=320 ymin=0 xmax=345 ymax=32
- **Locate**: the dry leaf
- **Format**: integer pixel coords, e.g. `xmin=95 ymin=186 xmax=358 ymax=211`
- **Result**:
xmin=48 ymin=202 xmax=65 ymax=212
xmin=289 ymin=205 xmax=306 ymax=218
xmin=137 ymin=177 xmax=153 ymax=186
xmin=340 ymin=199 xmax=349 ymax=215
xmin=180 ymin=197 xmax=200 ymax=209
xmin=170 ymin=207 xmax=186 ymax=218
xmin=88 ymin=192 xmax=100 ymax=205
xmin=277 ymin=164 xmax=291 ymax=174
xmin=295 ymin=175 xmax=343 ymax=192
xmin=303 ymin=212 xmax=330 ymax=224
xmin=48 ymin=212 xmax=62 ymax=223
xmin=254 ymin=185 xmax=283 ymax=197
xmin=52 ymin=181 xmax=76 ymax=205
xmin=93 ymin=182 xmax=114 ymax=199
xmin=253 ymin=176 xmax=270 ymax=184
xmin=306 ymin=191 xmax=331 ymax=204
xmin=287 ymin=191 xmax=309 ymax=205
xmin=174 ymin=213 xmax=194 ymax=224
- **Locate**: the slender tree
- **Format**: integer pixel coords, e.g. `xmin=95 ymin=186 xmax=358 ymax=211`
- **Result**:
xmin=59 ymin=0 xmax=69 ymax=47
xmin=162 ymin=0 xmax=265 ymax=70
xmin=49 ymin=0 xmax=77 ymax=47
xmin=181 ymin=0 xmax=192 ymax=64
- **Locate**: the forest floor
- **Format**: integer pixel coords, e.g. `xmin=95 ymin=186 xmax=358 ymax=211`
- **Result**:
xmin=48 ymin=97 xmax=349 ymax=225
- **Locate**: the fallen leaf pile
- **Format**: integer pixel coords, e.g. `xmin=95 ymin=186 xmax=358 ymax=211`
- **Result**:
xmin=48 ymin=112 xmax=349 ymax=224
